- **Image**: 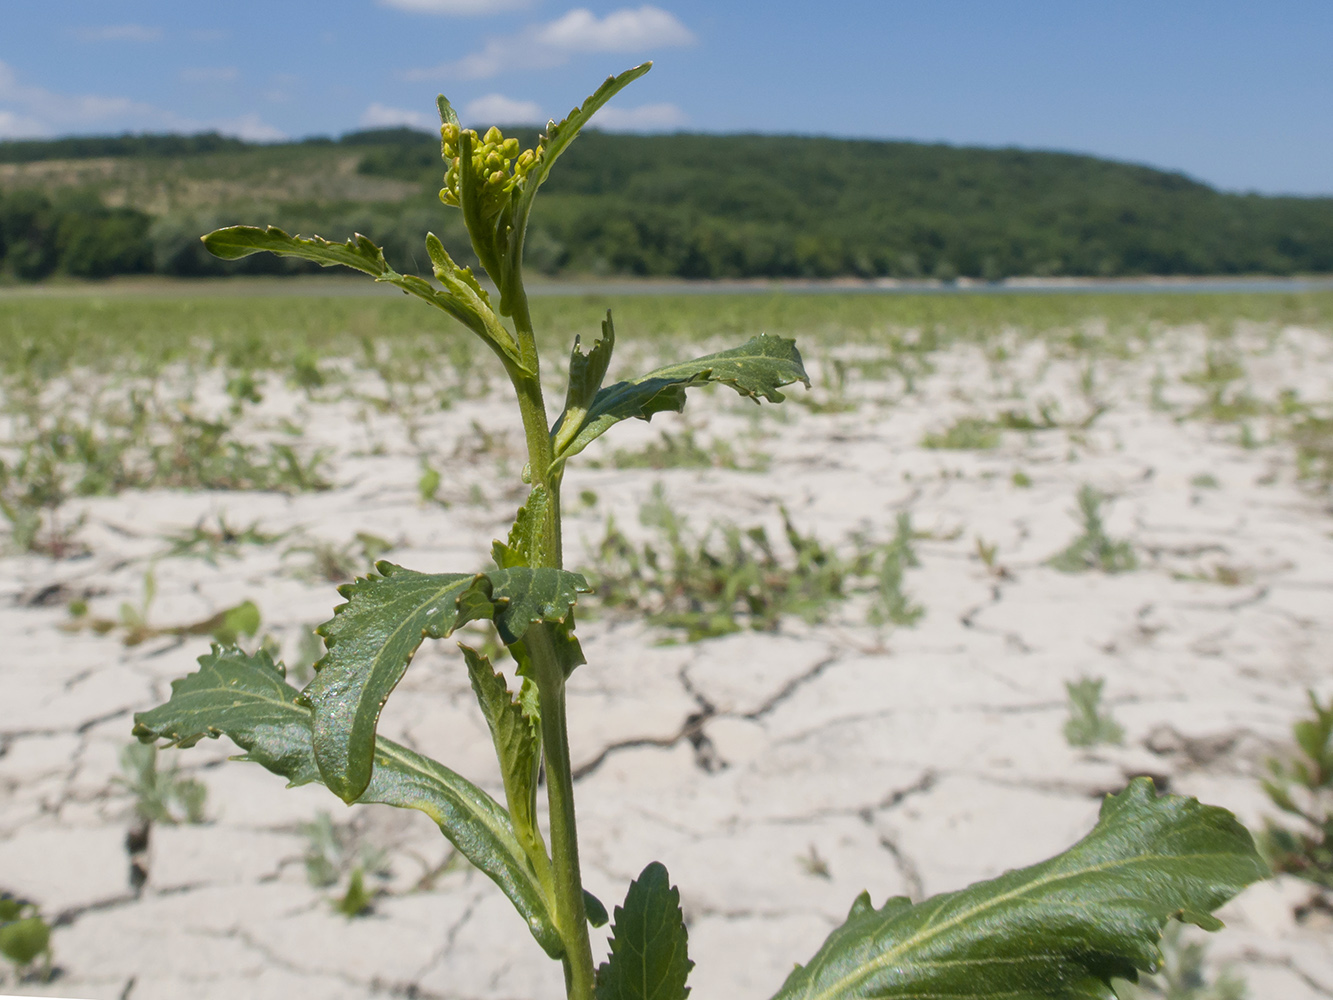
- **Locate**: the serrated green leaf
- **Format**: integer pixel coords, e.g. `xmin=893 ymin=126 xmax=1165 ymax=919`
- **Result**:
xmin=554 ymin=311 xmax=617 ymax=456
xmin=554 ymin=334 xmax=809 ymax=465
xmin=461 ymin=643 xmax=546 ymax=879
xmin=201 ymin=226 xmax=390 ymax=274
xmin=201 ymin=226 xmax=528 ymax=373
xmin=309 ymin=563 xmax=588 ymax=802
xmin=131 ymin=646 xmax=563 ymax=958
xmin=504 ymin=64 xmax=651 ymax=313
xmin=596 ymin=861 xmax=693 ymax=1000
xmin=770 ymin=778 xmax=1268 ymax=1000
xmin=494 ymin=486 xmax=553 ymax=570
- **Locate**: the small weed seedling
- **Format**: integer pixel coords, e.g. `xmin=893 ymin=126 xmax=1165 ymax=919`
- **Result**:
xmin=921 ymin=415 xmax=1001 ymax=450
xmin=132 ymin=67 xmax=1268 ymax=1000
xmin=1064 ymin=677 xmax=1126 ymax=748
xmin=66 ymin=569 xmax=261 ymax=648
xmin=117 ymin=741 xmax=209 ymax=826
xmin=0 ymin=894 xmax=52 ymax=985
xmin=301 ymin=811 xmax=393 ymax=917
xmin=1049 ymin=483 xmax=1138 ymax=573
xmin=1260 ymin=690 xmax=1333 ymax=888
xmin=162 ymin=514 xmax=284 ymax=565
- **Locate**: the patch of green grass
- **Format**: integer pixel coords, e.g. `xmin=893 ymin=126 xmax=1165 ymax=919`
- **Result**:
xmin=602 ymin=428 xmax=767 ymax=472
xmin=585 ymin=488 xmax=922 ymax=640
xmin=922 ymin=416 xmax=1002 ymax=450
xmin=1291 ymin=414 xmax=1333 ymax=488
xmin=162 ymin=514 xmax=285 ymax=565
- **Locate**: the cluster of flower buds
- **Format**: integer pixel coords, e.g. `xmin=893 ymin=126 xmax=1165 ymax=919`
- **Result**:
xmin=439 ymin=123 xmax=539 ymax=212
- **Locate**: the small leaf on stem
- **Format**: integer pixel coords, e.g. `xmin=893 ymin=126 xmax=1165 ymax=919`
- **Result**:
xmin=553 ymin=334 xmax=809 ymax=465
xmin=596 ymin=861 xmax=693 ymax=1000
xmin=309 ymin=563 xmax=588 ymax=802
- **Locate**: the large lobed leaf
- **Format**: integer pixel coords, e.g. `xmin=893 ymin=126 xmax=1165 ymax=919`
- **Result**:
xmin=309 ymin=562 xmax=588 ymax=802
xmin=596 ymin=862 xmax=693 ymax=1000
xmin=553 ymin=334 xmax=809 ymax=465
xmin=202 ymin=226 xmax=527 ymax=371
xmin=132 ymin=646 xmax=563 ymax=957
xmin=771 ymin=778 xmax=1268 ymax=1000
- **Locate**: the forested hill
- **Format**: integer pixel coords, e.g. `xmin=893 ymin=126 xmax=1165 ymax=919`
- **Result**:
xmin=2 ymin=127 xmax=1331 ymax=281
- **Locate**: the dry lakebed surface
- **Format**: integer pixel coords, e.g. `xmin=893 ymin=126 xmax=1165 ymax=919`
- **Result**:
xmin=2 ymin=309 xmax=1332 ymax=999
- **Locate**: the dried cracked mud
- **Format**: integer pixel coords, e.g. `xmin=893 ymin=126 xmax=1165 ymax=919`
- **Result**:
xmin=3 ymin=319 xmax=1332 ymax=999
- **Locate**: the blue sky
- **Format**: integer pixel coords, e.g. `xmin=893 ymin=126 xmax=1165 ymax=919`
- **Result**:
xmin=1 ymin=1 xmax=1330 ymax=195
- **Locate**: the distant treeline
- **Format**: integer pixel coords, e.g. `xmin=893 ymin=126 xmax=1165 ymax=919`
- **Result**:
xmin=2 ymin=127 xmax=1332 ymax=281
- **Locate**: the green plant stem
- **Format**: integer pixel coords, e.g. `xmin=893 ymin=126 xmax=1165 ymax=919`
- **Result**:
xmin=528 ymin=624 xmax=595 ymax=1000
xmin=506 ymin=292 xmax=565 ymax=566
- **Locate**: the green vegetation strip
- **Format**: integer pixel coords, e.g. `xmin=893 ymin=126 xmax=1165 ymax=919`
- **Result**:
xmin=3 ymin=288 xmax=1332 ymax=375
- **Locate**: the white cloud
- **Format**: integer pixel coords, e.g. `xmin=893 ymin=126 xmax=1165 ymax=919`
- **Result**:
xmin=0 ymin=109 xmax=47 ymax=139
xmin=74 ymin=24 xmax=164 ymax=43
xmin=180 ymin=67 xmax=239 ymax=84
xmin=379 ymin=0 xmax=532 ymax=12
xmin=0 ymin=59 xmax=284 ymax=142
xmin=404 ymin=4 xmax=693 ymax=80
xmin=590 ymin=101 xmax=687 ymax=131
xmin=360 ymin=102 xmax=436 ymax=130
xmin=213 ymin=114 xmax=288 ymax=143
xmin=537 ymin=6 xmax=693 ymax=51
xmin=463 ymin=94 xmax=543 ymax=124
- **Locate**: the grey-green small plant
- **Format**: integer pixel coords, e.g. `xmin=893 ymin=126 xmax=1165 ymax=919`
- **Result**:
xmin=130 ymin=65 xmax=1268 ymax=1000
xmin=1259 ymin=690 xmax=1333 ymax=888
xmin=1113 ymin=924 xmax=1246 ymax=999
xmin=1049 ymin=484 xmax=1138 ymax=573
xmin=588 ymin=486 xmax=851 ymax=641
xmin=283 ymin=532 xmax=394 ymax=583
xmin=162 ymin=514 xmax=284 ymax=565
xmin=921 ymin=415 xmax=1001 ymax=450
xmin=301 ymin=811 xmax=392 ymax=917
xmin=1064 ymin=677 xmax=1126 ymax=748
xmin=116 ymin=742 xmax=208 ymax=826
xmin=0 ymin=894 xmax=52 ymax=984
xmin=66 ymin=572 xmax=261 ymax=648
xmin=867 ymin=514 xmax=924 ymax=627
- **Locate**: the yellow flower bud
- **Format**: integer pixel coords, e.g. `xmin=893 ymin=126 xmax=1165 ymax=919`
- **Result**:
xmin=502 ymin=137 xmax=520 ymax=158
xmin=483 ymin=126 xmax=503 ymax=145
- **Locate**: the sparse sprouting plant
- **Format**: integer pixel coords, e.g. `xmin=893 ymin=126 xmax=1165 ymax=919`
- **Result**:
xmin=587 ymin=485 xmax=851 ymax=641
xmin=162 ymin=514 xmax=284 ymax=565
xmin=1049 ymin=484 xmax=1137 ymax=573
xmin=130 ymin=66 xmax=1268 ymax=1000
xmin=65 ymin=571 xmax=261 ymax=648
xmin=867 ymin=513 xmax=924 ymax=628
xmin=301 ymin=811 xmax=392 ymax=917
xmin=283 ymin=531 xmax=394 ymax=583
xmin=116 ymin=741 xmax=208 ymax=826
xmin=1259 ymin=690 xmax=1333 ymax=888
xmin=0 ymin=893 xmax=53 ymax=984
xmin=921 ymin=415 xmax=1001 ymax=450
xmin=604 ymin=427 xmax=766 ymax=471
xmin=1064 ymin=677 xmax=1126 ymax=748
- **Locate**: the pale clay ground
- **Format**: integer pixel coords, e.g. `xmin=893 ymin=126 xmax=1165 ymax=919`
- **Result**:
xmin=2 ymin=320 xmax=1332 ymax=999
